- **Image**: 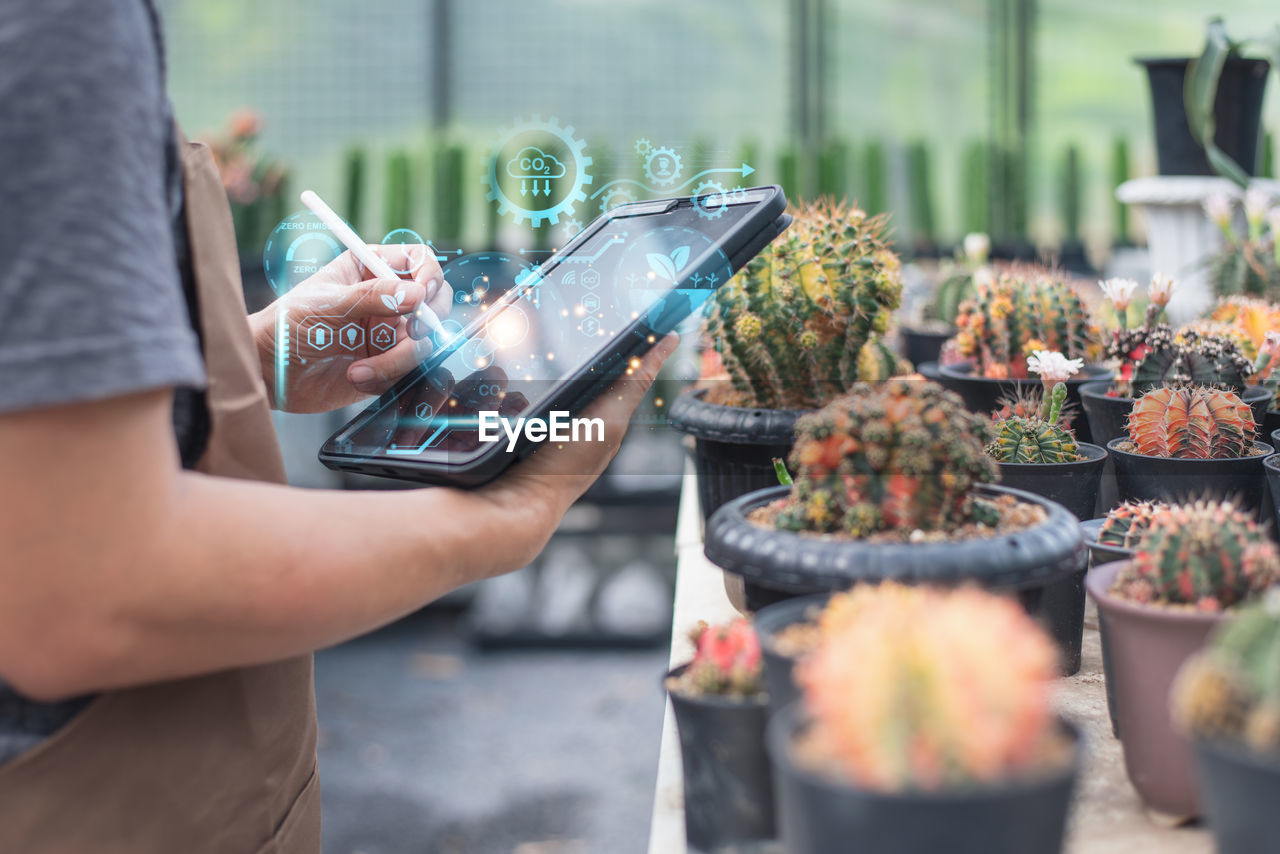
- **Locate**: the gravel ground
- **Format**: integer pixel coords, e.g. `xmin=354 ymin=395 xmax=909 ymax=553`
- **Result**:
xmin=316 ymin=608 xmax=668 ymax=854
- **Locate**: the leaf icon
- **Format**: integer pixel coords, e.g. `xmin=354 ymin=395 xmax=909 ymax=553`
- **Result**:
xmin=381 ymin=294 xmax=400 ymax=312
xmin=647 ymin=252 xmax=677 ymax=283
xmin=670 ymin=245 xmax=691 ymax=273
xmin=394 ymin=289 xmax=406 ymax=306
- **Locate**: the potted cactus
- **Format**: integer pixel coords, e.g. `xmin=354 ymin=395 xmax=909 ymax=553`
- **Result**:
xmin=1173 ymin=593 xmax=1280 ymax=853
xmin=703 ymin=378 xmax=1087 ymax=672
xmin=938 ymin=267 xmax=1107 ymax=441
xmin=898 ymin=232 xmax=987 ymax=368
xmin=669 ymin=200 xmax=905 ymax=521
xmin=767 ymin=583 xmax=1081 ymax=854
xmin=664 ymin=618 xmax=775 ymax=851
xmin=1086 ymin=500 xmax=1280 ymax=816
xmin=1106 ymin=385 xmax=1272 ymax=512
xmin=1082 ymin=499 xmax=1166 ymax=568
xmin=1205 ymin=187 xmax=1280 ymax=299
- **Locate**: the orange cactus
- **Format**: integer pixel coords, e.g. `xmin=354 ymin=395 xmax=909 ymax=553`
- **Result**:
xmin=1126 ymin=386 xmax=1256 ymax=459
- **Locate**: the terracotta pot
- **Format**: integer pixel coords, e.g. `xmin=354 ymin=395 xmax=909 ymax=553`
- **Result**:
xmin=1085 ymin=561 xmax=1226 ymax=816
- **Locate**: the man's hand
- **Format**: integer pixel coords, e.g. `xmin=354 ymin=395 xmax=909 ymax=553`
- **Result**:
xmin=250 ymin=244 xmax=453 ymax=413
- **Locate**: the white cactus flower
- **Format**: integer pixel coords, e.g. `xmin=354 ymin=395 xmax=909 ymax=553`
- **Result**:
xmin=1098 ymin=277 xmax=1139 ymax=311
xmin=1026 ymin=350 xmax=1084 ymax=384
xmin=1203 ymin=192 xmax=1234 ymax=228
xmin=963 ymin=232 xmax=991 ymax=264
xmin=1148 ymin=273 xmax=1175 ymax=308
xmin=1244 ymin=188 xmax=1272 ymax=224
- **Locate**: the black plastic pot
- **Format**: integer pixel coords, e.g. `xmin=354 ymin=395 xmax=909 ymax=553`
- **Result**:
xmin=1194 ymin=738 xmax=1280 ymax=854
xmin=1078 ymin=518 xmax=1133 ymax=568
xmin=1080 ymin=382 xmax=1273 ymax=450
xmin=668 ymin=389 xmax=807 ymax=523
xmin=937 ymin=362 xmax=1111 ymax=445
xmin=705 ymin=483 xmax=1088 ymax=674
xmin=916 ymin=360 xmax=943 ymax=382
xmin=753 ymin=593 xmax=829 ymax=719
xmin=1107 ymin=438 xmax=1272 ymax=513
xmin=767 ymin=703 xmax=1080 ymax=854
xmin=996 ymin=442 xmax=1107 ymax=522
xmin=899 ymin=325 xmax=952 ymax=368
xmin=1265 ymin=410 xmax=1280 ymax=442
xmin=666 ymin=665 xmax=776 ymax=850
xmin=1138 ymin=57 xmax=1270 ymax=177
xmin=1265 ymin=454 xmax=1280 ymax=536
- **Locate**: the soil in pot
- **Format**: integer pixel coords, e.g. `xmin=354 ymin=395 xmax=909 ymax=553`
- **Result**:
xmin=899 ymin=325 xmax=952 ymax=368
xmin=1086 ymin=561 xmax=1225 ymax=817
xmin=665 ymin=665 xmax=775 ymax=850
xmin=1106 ymin=437 xmax=1272 ymax=514
xmin=937 ymin=362 xmax=1111 ymax=444
xmin=668 ymin=388 xmax=806 ymax=523
xmin=1193 ymin=738 xmax=1280 ymax=854
xmin=752 ymin=593 xmax=829 ymax=719
xmin=766 ymin=703 xmax=1080 ymax=854
xmin=1138 ymin=57 xmax=1270 ymax=177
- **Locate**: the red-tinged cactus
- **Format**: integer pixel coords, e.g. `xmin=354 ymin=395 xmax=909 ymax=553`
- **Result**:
xmin=673 ymin=618 xmax=764 ymax=697
xmin=775 ymin=379 xmax=999 ymax=536
xmin=796 ymin=583 xmax=1062 ymax=792
xmin=1125 ymin=385 xmax=1256 ymax=459
xmin=1097 ymin=500 xmax=1167 ymax=549
xmin=1110 ymin=501 xmax=1280 ymax=612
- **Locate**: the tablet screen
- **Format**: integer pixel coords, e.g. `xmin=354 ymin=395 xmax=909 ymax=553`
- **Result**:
xmin=330 ymin=193 xmax=763 ymax=461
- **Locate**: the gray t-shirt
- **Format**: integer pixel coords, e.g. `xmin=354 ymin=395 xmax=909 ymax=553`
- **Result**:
xmin=0 ymin=0 xmax=209 ymax=760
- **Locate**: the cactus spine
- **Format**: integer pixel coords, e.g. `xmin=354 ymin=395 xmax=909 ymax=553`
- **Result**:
xmin=1097 ymin=500 xmax=1167 ymax=549
xmin=1131 ymin=326 xmax=1254 ymax=395
xmin=672 ymin=618 xmax=764 ymax=697
xmin=1126 ymin=386 xmax=1256 ymax=459
xmin=703 ymin=200 xmax=904 ymax=410
xmin=776 ymin=379 xmax=998 ymax=536
xmin=797 ymin=583 xmax=1061 ymax=791
xmin=986 ymin=382 xmax=1080 ymax=464
xmin=1111 ymin=501 xmax=1280 ymax=611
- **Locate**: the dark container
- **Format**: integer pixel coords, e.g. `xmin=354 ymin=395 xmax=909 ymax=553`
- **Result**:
xmin=1080 ymin=381 xmax=1273 ymax=448
xmin=1086 ymin=561 xmax=1224 ymax=817
xmin=668 ymin=389 xmax=806 ymax=523
xmin=1107 ymin=438 xmax=1272 ymax=514
xmin=916 ymin=360 xmax=943 ymax=382
xmin=1194 ymin=738 xmax=1280 ymax=854
xmin=1265 ymin=409 xmax=1280 ymax=442
xmin=766 ymin=703 xmax=1080 ymax=854
xmin=1078 ymin=518 xmax=1133 ymax=568
xmin=899 ymin=325 xmax=952 ymax=368
xmin=705 ymin=483 xmax=1088 ymax=675
xmin=937 ymin=362 xmax=1112 ymax=444
xmin=1138 ymin=57 xmax=1270 ymax=177
xmin=753 ymin=593 xmax=829 ymax=718
xmin=1265 ymin=453 xmax=1280 ymax=536
xmin=666 ymin=665 xmax=776 ymax=850
xmin=996 ymin=442 xmax=1107 ymax=521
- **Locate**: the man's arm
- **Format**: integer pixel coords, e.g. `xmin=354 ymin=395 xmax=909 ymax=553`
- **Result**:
xmin=0 ymin=336 xmax=676 ymax=701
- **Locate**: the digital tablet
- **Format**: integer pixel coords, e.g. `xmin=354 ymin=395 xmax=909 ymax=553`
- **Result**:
xmin=318 ymin=185 xmax=790 ymax=487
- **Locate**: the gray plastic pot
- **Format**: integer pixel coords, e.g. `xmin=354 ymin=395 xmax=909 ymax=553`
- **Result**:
xmin=767 ymin=703 xmax=1080 ymax=854
xmin=753 ymin=593 xmax=828 ymax=720
xmin=1086 ymin=561 xmax=1225 ymax=817
xmin=1194 ymin=737 xmax=1280 ymax=854
xmin=1106 ymin=438 xmax=1272 ymax=514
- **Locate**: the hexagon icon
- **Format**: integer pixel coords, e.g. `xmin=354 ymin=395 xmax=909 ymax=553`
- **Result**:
xmin=339 ymin=323 xmax=365 ymax=351
xmin=579 ymin=316 xmax=601 ymax=337
xmin=580 ymin=269 xmax=601 ymax=291
xmin=306 ymin=321 xmax=334 ymax=351
xmin=580 ymin=293 xmax=601 ymax=314
xmin=414 ymin=402 xmax=433 ymax=420
xmin=371 ymin=322 xmax=396 ymax=352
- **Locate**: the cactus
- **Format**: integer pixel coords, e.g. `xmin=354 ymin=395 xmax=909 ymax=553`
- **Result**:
xmin=670 ymin=618 xmax=764 ymax=697
xmin=1125 ymin=385 xmax=1256 ymax=459
xmin=817 ymin=139 xmax=851 ymax=200
xmin=1059 ymin=143 xmax=1082 ymax=244
xmin=774 ymin=379 xmax=999 ymax=536
xmin=1097 ymin=500 xmax=1167 ymax=549
xmin=948 ymin=268 xmax=1097 ymax=379
xmin=384 ymin=150 xmax=413 ymax=233
xmin=1130 ymin=326 xmax=1254 ymax=395
xmin=778 ymin=144 xmax=803 ymax=203
xmin=907 ymin=139 xmax=937 ymax=248
xmin=702 ymin=199 xmax=904 ymax=409
xmin=432 ymin=142 xmax=466 ymax=244
xmin=986 ymin=382 xmax=1080 ymax=464
xmin=860 ymin=140 xmax=888 ymax=215
xmin=1111 ymin=136 xmax=1131 ymax=244
xmin=962 ymin=139 xmax=990 ymax=235
xmin=1173 ymin=593 xmax=1280 ymax=753
xmin=342 ymin=146 xmax=367 ymax=233
xmin=796 ymin=582 xmax=1061 ymax=791
xmin=1110 ymin=500 xmax=1280 ymax=611
xmin=1208 ymin=296 xmax=1280 ymax=355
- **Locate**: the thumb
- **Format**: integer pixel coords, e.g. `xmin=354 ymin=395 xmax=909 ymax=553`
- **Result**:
xmin=335 ymin=277 xmax=427 ymax=318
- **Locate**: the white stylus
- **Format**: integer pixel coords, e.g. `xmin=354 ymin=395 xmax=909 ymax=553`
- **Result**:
xmin=299 ymin=189 xmax=446 ymax=337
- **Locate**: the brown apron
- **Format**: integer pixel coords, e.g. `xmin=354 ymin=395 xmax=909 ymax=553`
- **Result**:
xmin=0 ymin=141 xmax=321 ymax=853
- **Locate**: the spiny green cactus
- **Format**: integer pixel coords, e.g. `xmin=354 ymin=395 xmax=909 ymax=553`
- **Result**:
xmin=775 ymin=379 xmax=999 ymax=536
xmin=1174 ymin=593 xmax=1280 ymax=753
xmin=1097 ymin=500 xmax=1167 ymax=550
xmin=926 ymin=270 xmax=977 ymax=326
xmin=949 ymin=268 xmax=1097 ymax=379
xmin=1131 ymin=326 xmax=1255 ymax=395
xmin=986 ymin=382 xmax=1080 ymax=463
xmin=1111 ymin=500 xmax=1280 ymax=611
xmin=703 ymin=199 xmax=904 ymax=410
xmin=1126 ymin=385 xmax=1256 ymax=459
xmin=797 ymin=582 xmax=1062 ymax=791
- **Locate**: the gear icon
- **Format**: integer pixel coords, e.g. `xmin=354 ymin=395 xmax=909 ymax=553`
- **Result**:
xmin=644 ymin=146 xmax=683 ymax=188
xmin=634 ymin=138 xmax=653 ymax=158
xmin=727 ymin=186 xmax=749 ymax=203
xmin=560 ymin=217 xmax=584 ymax=240
xmin=484 ymin=115 xmax=593 ymax=229
xmin=600 ymin=186 xmax=637 ymax=213
xmin=693 ymin=180 xmax=729 ymax=219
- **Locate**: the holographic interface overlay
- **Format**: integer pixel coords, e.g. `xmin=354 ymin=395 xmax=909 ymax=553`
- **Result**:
xmin=326 ymin=198 xmax=766 ymax=474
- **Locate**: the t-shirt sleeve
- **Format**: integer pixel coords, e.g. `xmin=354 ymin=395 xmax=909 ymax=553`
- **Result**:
xmin=0 ymin=0 xmax=206 ymax=414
